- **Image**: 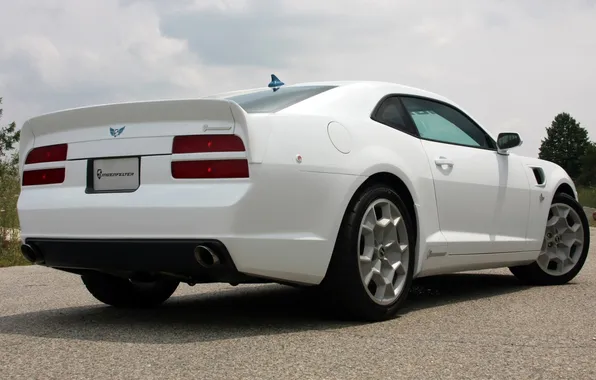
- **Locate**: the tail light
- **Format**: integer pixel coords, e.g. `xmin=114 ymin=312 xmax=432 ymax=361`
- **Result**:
xmin=172 ymin=135 xmax=245 ymax=154
xmin=22 ymin=168 xmax=66 ymax=186
xmin=172 ymin=160 xmax=249 ymax=179
xmin=22 ymin=143 xmax=68 ymax=186
xmin=25 ymin=144 xmax=68 ymax=164
xmin=171 ymin=135 xmax=249 ymax=179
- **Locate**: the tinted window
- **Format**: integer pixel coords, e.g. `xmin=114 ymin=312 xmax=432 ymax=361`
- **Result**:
xmin=371 ymin=96 xmax=416 ymax=135
xmin=401 ymin=97 xmax=495 ymax=149
xmin=222 ymin=85 xmax=336 ymax=113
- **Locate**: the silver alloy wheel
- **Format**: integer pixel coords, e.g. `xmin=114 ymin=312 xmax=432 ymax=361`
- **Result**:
xmin=538 ymin=203 xmax=585 ymax=276
xmin=357 ymin=198 xmax=409 ymax=305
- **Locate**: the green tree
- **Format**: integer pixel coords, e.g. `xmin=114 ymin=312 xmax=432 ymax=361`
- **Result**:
xmin=577 ymin=142 xmax=596 ymax=187
xmin=0 ymin=97 xmax=20 ymax=177
xmin=538 ymin=112 xmax=590 ymax=180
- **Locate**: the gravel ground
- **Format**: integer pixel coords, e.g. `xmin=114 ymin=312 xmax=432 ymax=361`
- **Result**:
xmin=1 ymin=229 xmax=595 ymax=380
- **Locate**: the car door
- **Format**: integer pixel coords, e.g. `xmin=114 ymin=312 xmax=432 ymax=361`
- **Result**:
xmin=399 ymin=96 xmax=531 ymax=255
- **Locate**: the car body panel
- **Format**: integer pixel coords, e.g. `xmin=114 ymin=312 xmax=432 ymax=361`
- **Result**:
xmin=419 ymin=139 xmax=531 ymax=255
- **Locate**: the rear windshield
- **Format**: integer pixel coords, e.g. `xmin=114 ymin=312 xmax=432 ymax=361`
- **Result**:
xmin=222 ymin=85 xmax=336 ymax=113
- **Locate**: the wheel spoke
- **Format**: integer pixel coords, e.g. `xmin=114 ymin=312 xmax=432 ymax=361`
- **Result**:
xmin=382 ymin=280 xmax=396 ymax=299
xmin=558 ymin=236 xmax=575 ymax=248
xmin=546 ymin=215 xmax=559 ymax=227
xmin=395 ymin=261 xmax=406 ymax=275
xmin=383 ymin=239 xmax=398 ymax=253
xmin=363 ymin=261 xmax=378 ymax=286
xmin=379 ymin=203 xmax=392 ymax=221
xmin=359 ymin=255 xmax=373 ymax=280
xmin=555 ymin=247 xmax=568 ymax=262
xmin=362 ymin=210 xmax=377 ymax=233
xmin=360 ymin=241 xmax=375 ymax=260
xmin=380 ymin=259 xmax=395 ymax=283
xmin=537 ymin=252 xmax=550 ymax=267
xmin=376 ymin=217 xmax=391 ymax=229
xmin=553 ymin=205 xmax=570 ymax=218
xmin=568 ymin=223 xmax=581 ymax=233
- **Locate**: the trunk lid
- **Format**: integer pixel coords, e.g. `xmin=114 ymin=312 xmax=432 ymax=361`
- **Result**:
xmin=21 ymin=98 xmax=245 ymax=160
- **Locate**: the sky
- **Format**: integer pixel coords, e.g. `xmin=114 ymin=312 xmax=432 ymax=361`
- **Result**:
xmin=1 ymin=0 xmax=595 ymax=157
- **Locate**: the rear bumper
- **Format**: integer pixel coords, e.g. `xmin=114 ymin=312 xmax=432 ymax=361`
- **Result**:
xmin=18 ymin=162 xmax=367 ymax=285
xmin=23 ymin=238 xmax=250 ymax=284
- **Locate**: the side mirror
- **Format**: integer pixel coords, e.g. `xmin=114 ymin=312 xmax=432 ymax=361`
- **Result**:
xmin=497 ymin=132 xmax=523 ymax=155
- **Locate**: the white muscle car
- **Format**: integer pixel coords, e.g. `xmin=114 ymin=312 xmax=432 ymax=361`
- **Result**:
xmin=17 ymin=76 xmax=590 ymax=321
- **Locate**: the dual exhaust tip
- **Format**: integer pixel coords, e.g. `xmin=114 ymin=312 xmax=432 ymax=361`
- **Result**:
xmin=194 ymin=245 xmax=221 ymax=268
xmin=21 ymin=244 xmax=43 ymax=264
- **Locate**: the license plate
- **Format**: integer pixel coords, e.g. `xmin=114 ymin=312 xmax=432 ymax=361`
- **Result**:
xmin=92 ymin=157 xmax=140 ymax=192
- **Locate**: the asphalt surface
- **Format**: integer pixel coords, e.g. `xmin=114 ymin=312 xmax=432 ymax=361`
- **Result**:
xmin=1 ymin=230 xmax=595 ymax=380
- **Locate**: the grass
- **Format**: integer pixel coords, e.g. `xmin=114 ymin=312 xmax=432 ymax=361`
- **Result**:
xmin=577 ymin=186 xmax=596 ymax=228
xmin=0 ymin=171 xmax=29 ymax=267
xmin=577 ymin=186 xmax=596 ymax=208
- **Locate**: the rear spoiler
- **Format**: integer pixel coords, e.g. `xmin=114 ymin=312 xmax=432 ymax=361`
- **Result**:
xmin=21 ymin=98 xmax=244 ymax=139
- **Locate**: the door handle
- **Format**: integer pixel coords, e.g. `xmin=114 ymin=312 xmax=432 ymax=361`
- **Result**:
xmin=434 ymin=157 xmax=454 ymax=167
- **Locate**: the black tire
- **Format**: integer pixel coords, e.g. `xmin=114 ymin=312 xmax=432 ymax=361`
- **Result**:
xmin=509 ymin=193 xmax=590 ymax=285
xmin=82 ymin=273 xmax=179 ymax=308
xmin=321 ymin=183 xmax=416 ymax=322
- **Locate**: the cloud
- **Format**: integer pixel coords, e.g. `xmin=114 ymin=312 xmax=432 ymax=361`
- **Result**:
xmin=160 ymin=0 xmax=327 ymax=68
xmin=1 ymin=1 xmax=202 ymax=100
xmin=1 ymin=0 xmax=595 ymax=158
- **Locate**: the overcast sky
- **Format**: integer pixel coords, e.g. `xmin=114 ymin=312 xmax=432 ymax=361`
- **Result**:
xmin=1 ymin=0 xmax=595 ymax=157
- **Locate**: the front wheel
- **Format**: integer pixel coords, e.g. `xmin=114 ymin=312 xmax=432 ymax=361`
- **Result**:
xmin=82 ymin=273 xmax=179 ymax=308
xmin=510 ymin=193 xmax=590 ymax=285
xmin=322 ymin=184 xmax=416 ymax=321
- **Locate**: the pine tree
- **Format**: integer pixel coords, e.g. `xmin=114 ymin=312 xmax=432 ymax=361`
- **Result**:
xmin=538 ymin=112 xmax=590 ymax=180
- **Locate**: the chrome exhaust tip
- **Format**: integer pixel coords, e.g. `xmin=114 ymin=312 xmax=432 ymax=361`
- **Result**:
xmin=194 ymin=245 xmax=221 ymax=268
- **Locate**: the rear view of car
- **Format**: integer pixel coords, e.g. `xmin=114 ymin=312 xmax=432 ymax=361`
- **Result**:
xmin=16 ymin=83 xmax=353 ymax=310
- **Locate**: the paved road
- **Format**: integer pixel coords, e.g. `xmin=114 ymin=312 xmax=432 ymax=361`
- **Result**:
xmin=1 ymin=230 xmax=595 ymax=380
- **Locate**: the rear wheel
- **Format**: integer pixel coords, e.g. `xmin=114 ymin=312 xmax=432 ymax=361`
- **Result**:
xmin=82 ymin=273 xmax=179 ymax=308
xmin=510 ymin=193 xmax=590 ymax=285
xmin=322 ymin=184 xmax=416 ymax=321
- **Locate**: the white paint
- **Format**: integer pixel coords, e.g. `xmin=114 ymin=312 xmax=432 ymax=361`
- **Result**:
xmin=17 ymin=81 xmax=579 ymax=285
xmin=327 ymin=121 xmax=351 ymax=154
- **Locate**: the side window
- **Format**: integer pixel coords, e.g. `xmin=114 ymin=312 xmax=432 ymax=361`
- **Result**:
xmin=371 ymin=96 xmax=416 ymax=135
xmin=401 ymin=97 xmax=495 ymax=149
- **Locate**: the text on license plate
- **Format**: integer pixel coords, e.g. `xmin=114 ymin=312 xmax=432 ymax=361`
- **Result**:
xmin=92 ymin=157 xmax=140 ymax=192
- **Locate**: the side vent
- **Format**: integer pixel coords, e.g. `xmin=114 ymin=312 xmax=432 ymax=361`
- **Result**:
xmin=531 ymin=167 xmax=546 ymax=186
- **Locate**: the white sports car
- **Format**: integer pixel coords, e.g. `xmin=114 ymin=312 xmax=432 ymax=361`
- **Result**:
xmin=17 ymin=76 xmax=591 ymax=321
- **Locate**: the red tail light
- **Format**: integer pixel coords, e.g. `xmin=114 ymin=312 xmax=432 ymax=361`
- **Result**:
xmin=172 ymin=135 xmax=245 ymax=154
xmin=22 ymin=168 xmax=66 ymax=186
xmin=171 ymin=134 xmax=249 ymax=179
xmin=171 ymin=160 xmax=248 ymax=179
xmin=25 ymin=144 xmax=68 ymax=164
